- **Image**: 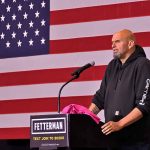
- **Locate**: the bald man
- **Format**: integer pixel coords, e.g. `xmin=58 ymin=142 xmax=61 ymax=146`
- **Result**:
xmin=89 ymin=29 xmax=150 ymax=150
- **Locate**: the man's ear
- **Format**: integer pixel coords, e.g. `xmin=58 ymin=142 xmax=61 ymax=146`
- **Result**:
xmin=128 ymin=40 xmax=135 ymax=49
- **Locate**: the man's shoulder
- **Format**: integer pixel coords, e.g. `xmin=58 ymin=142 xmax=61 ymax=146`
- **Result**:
xmin=134 ymin=57 xmax=150 ymax=74
xmin=135 ymin=57 xmax=150 ymax=66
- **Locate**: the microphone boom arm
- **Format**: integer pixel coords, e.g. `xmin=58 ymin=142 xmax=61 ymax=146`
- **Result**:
xmin=58 ymin=75 xmax=79 ymax=113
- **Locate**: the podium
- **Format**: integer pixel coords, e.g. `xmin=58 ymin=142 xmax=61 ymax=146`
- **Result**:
xmin=30 ymin=114 xmax=117 ymax=150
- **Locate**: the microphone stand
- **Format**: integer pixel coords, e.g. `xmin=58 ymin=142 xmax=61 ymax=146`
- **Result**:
xmin=58 ymin=74 xmax=79 ymax=113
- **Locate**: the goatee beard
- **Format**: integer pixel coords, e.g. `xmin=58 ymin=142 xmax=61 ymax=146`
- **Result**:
xmin=113 ymin=52 xmax=121 ymax=59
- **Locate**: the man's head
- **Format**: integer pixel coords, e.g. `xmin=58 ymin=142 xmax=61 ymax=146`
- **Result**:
xmin=112 ymin=29 xmax=136 ymax=62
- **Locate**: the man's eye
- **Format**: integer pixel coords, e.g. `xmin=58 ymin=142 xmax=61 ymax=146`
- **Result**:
xmin=115 ymin=40 xmax=120 ymax=43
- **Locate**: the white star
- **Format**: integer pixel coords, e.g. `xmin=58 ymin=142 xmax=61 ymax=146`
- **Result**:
xmin=13 ymin=0 xmax=16 ymax=2
xmin=0 ymin=15 xmax=5 ymax=22
xmin=41 ymin=1 xmax=46 ymax=8
xmin=29 ymin=21 xmax=34 ymax=28
xmin=29 ymin=39 xmax=34 ymax=46
xmin=23 ymin=30 xmax=28 ymax=37
xmin=29 ymin=2 xmax=34 ymax=9
xmin=35 ymin=11 xmax=40 ymax=18
xmin=6 ymin=41 xmax=10 ymax=48
xmin=1 ymin=0 xmax=5 ymax=4
xmin=23 ymin=12 xmax=28 ymax=19
xmin=18 ymin=4 xmax=22 ymax=11
xmin=35 ymin=29 xmax=40 ymax=36
xmin=41 ymin=19 xmax=46 ymax=26
xmin=41 ymin=38 xmax=46 ymax=44
xmin=12 ymin=14 xmax=16 ymax=21
xmin=17 ymin=40 xmax=22 ymax=47
xmin=0 ymin=32 xmax=5 ymax=39
xmin=6 ymin=23 xmax=11 ymax=30
xmin=6 ymin=5 xmax=11 ymax=12
xmin=12 ymin=32 xmax=16 ymax=39
xmin=17 ymin=22 xmax=22 ymax=29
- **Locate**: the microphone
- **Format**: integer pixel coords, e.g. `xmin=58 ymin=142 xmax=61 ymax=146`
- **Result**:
xmin=71 ymin=61 xmax=95 ymax=76
xmin=58 ymin=61 xmax=95 ymax=113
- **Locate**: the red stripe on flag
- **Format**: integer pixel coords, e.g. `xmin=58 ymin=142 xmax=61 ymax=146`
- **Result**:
xmin=135 ymin=32 xmax=150 ymax=47
xmin=50 ymin=1 xmax=150 ymax=25
xmin=50 ymin=35 xmax=112 ymax=53
xmin=0 ymin=127 xmax=30 ymax=139
xmin=0 ymin=66 xmax=106 ymax=86
xmin=0 ymin=96 xmax=92 ymax=114
xmin=50 ymin=32 xmax=150 ymax=54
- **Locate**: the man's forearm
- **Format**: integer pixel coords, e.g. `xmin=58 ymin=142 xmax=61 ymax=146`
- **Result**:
xmin=118 ymin=107 xmax=143 ymax=128
xmin=89 ymin=103 xmax=101 ymax=114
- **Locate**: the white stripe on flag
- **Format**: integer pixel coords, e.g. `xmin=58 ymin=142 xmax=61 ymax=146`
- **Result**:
xmin=50 ymin=0 xmax=144 ymax=10
xmin=0 ymin=50 xmax=113 ymax=73
xmin=0 ymin=81 xmax=101 ymax=100
xmin=0 ymin=112 xmax=57 ymax=128
xmin=1 ymin=47 xmax=149 ymax=73
xmin=50 ymin=16 xmax=150 ymax=40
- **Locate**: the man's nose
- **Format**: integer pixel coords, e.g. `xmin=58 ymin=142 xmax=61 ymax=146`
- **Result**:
xmin=112 ymin=42 xmax=116 ymax=48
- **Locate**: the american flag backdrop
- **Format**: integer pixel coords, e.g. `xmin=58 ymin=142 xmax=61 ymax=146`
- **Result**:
xmin=0 ymin=0 xmax=150 ymax=139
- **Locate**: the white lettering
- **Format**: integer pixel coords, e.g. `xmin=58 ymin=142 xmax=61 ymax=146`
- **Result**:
xmin=59 ymin=122 xmax=63 ymax=129
xmin=34 ymin=123 xmax=40 ymax=130
xmin=139 ymin=79 xmax=150 ymax=105
xmin=34 ymin=121 xmax=63 ymax=131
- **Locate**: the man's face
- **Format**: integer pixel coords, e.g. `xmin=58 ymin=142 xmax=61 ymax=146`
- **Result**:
xmin=112 ymin=33 xmax=129 ymax=59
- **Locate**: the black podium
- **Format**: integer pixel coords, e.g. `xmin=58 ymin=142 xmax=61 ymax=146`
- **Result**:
xmin=30 ymin=114 xmax=117 ymax=150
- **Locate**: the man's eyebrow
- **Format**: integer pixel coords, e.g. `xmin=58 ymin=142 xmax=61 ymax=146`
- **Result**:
xmin=112 ymin=39 xmax=121 ymax=43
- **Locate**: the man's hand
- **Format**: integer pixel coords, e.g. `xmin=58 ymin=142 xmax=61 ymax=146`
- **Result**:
xmin=101 ymin=121 xmax=123 ymax=135
xmin=101 ymin=108 xmax=143 ymax=135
